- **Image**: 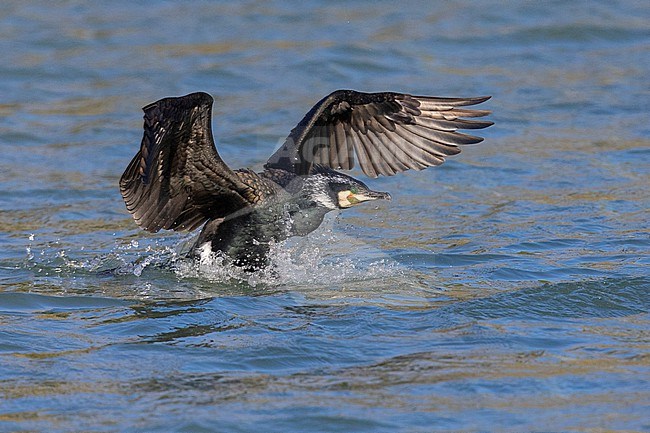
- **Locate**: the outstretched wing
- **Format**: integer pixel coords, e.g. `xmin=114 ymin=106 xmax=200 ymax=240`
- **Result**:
xmin=265 ymin=90 xmax=493 ymax=178
xmin=119 ymin=92 xmax=257 ymax=233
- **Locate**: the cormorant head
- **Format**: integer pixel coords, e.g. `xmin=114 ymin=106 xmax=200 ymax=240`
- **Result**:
xmin=305 ymin=169 xmax=391 ymax=210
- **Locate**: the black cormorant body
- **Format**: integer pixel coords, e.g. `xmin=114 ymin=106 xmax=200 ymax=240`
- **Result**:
xmin=120 ymin=90 xmax=492 ymax=268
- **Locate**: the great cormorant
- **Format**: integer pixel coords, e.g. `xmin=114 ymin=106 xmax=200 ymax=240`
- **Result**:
xmin=120 ymin=90 xmax=492 ymax=268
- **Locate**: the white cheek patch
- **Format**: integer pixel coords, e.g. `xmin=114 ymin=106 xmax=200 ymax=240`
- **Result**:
xmin=338 ymin=190 xmax=353 ymax=208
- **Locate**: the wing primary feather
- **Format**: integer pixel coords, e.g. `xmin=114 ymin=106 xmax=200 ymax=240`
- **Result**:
xmin=416 ymin=117 xmax=494 ymax=130
xmin=365 ymin=130 xmax=408 ymax=174
xmin=416 ymin=95 xmax=491 ymax=110
xmin=419 ymin=108 xmax=492 ymax=120
xmin=357 ymin=131 xmax=395 ymax=176
xmin=326 ymin=123 xmax=339 ymax=168
xmin=334 ymin=122 xmax=352 ymax=170
xmin=402 ymin=124 xmax=484 ymax=146
xmin=371 ymin=129 xmax=423 ymax=171
xmin=360 ymin=131 xmax=391 ymax=176
xmin=392 ymin=125 xmax=460 ymax=160
xmin=349 ymin=132 xmax=377 ymax=178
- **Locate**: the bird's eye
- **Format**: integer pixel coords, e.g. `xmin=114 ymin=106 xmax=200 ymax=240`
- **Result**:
xmin=350 ymin=186 xmax=358 ymax=194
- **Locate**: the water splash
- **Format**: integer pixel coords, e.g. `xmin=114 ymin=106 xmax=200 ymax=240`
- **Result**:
xmin=171 ymin=224 xmax=403 ymax=288
xmin=20 ymin=218 xmax=404 ymax=291
xmin=22 ymin=232 xmax=178 ymax=278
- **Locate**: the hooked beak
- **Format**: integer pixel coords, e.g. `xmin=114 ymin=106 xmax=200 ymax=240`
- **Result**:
xmin=339 ymin=189 xmax=391 ymax=208
xmin=363 ymin=190 xmax=392 ymax=201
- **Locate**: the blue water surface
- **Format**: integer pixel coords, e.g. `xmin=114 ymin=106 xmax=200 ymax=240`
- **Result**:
xmin=1 ymin=1 xmax=649 ymax=432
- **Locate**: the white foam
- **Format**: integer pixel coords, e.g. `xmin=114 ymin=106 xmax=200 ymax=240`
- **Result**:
xmin=22 ymin=217 xmax=406 ymax=294
xmin=170 ymin=219 xmax=403 ymax=289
